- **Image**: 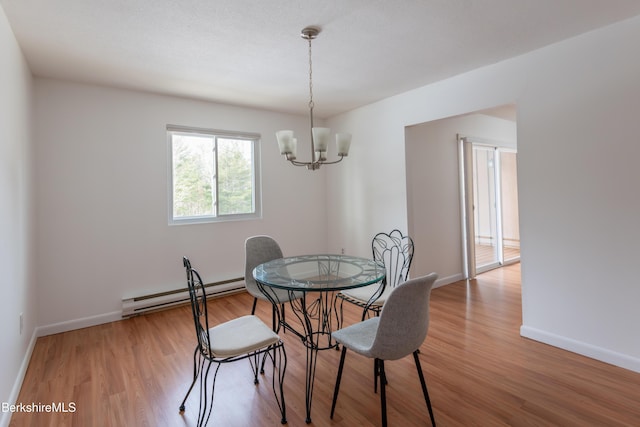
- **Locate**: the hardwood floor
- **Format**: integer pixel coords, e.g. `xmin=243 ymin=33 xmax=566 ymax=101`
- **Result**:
xmin=10 ymin=264 xmax=640 ymax=426
xmin=474 ymin=243 xmax=520 ymax=267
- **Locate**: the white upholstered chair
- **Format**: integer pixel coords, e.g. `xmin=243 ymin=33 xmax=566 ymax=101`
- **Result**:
xmin=330 ymin=273 xmax=438 ymax=427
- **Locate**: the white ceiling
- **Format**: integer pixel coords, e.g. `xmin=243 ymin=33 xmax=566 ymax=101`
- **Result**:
xmin=3 ymin=0 xmax=640 ymax=118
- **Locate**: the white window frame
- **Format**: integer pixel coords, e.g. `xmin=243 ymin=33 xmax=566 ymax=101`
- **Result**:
xmin=167 ymin=125 xmax=262 ymax=225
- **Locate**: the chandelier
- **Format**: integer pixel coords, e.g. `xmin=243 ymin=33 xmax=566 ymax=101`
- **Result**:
xmin=276 ymin=26 xmax=352 ymax=171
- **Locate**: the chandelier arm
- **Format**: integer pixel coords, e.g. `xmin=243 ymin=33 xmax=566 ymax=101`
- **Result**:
xmin=288 ymin=158 xmax=313 ymax=167
xmin=314 ymin=156 xmax=344 ymax=166
xmin=285 ymin=155 xmax=344 ymax=168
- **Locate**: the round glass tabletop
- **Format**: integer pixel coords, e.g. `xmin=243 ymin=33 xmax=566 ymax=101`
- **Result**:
xmin=253 ymin=254 xmax=386 ymax=291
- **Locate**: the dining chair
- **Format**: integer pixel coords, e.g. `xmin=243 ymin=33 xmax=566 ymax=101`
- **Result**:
xmin=179 ymin=257 xmax=287 ymax=426
xmin=338 ymin=229 xmax=414 ymax=319
xmin=330 ymin=273 xmax=438 ymax=427
xmin=245 ymin=235 xmax=302 ymax=330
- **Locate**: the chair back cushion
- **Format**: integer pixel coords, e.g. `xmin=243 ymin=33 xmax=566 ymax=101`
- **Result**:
xmin=370 ymin=273 xmax=438 ymax=360
xmin=244 ymin=236 xmax=284 ymax=296
xmin=372 ymin=229 xmax=414 ymax=289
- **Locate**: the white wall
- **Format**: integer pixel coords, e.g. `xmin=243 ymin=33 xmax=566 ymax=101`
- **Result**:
xmin=516 ymin=17 xmax=640 ymax=369
xmin=33 ymin=79 xmax=329 ymax=331
xmin=327 ymin=16 xmax=640 ymax=372
xmin=0 ymin=6 xmax=35 ymax=425
xmin=405 ymin=113 xmax=517 ymax=285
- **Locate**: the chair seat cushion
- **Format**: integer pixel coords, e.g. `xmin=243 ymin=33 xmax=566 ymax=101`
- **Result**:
xmin=208 ymin=315 xmax=280 ymax=358
xmin=331 ymin=317 xmax=380 ymax=358
xmin=339 ymin=283 xmax=391 ymax=307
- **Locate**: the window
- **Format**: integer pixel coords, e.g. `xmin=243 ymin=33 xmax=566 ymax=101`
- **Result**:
xmin=168 ymin=126 xmax=261 ymax=224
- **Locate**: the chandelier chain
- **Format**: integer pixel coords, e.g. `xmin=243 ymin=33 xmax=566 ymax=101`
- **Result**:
xmin=308 ymin=36 xmax=314 ymax=113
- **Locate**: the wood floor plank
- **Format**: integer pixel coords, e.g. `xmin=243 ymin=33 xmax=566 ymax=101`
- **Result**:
xmin=9 ymin=264 xmax=640 ymax=426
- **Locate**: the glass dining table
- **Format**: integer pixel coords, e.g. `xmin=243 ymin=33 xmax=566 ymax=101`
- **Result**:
xmin=253 ymin=254 xmax=386 ymax=424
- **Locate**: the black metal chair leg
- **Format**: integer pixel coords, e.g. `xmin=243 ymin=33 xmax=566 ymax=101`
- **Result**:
xmin=202 ymin=362 xmax=221 ymax=427
xmin=374 ymin=359 xmax=388 ymax=393
xmin=197 ymin=360 xmax=214 ymax=427
xmin=330 ymin=346 xmax=347 ymax=419
xmin=379 ymin=359 xmax=388 ymax=427
xmin=374 ymin=360 xmax=378 ymax=393
xmin=179 ymin=346 xmax=199 ymax=412
xmin=260 ymin=350 xmax=268 ymax=375
xmin=272 ymin=304 xmax=276 ymax=331
xmin=281 ymin=303 xmax=286 ymax=332
xmin=413 ymin=350 xmax=436 ymax=426
xmin=260 ymin=303 xmax=281 ymax=374
xmin=275 ymin=344 xmax=288 ymax=424
xmin=251 ymin=352 xmax=261 ymax=385
xmin=251 ymin=295 xmax=268 ymax=373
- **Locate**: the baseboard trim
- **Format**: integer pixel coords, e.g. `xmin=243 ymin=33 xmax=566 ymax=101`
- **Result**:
xmin=1 ymin=329 xmax=38 ymax=427
xmin=520 ymin=325 xmax=640 ymax=374
xmin=37 ymin=310 xmax=122 ymax=337
xmin=434 ymin=273 xmax=464 ymax=289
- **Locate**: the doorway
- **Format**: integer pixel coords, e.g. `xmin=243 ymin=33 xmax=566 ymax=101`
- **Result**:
xmin=460 ymin=137 xmax=520 ymax=279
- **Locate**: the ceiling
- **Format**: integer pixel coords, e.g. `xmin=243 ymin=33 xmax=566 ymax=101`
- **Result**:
xmin=3 ymin=0 xmax=640 ymax=118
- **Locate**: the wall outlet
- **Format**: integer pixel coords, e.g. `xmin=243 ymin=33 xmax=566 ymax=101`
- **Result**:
xmin=20 ymin=313 xmax=23 ymax=335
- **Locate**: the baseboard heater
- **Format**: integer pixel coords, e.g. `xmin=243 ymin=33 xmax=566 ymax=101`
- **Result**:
xmin=122 ymin=277 xmax=245 ymax=318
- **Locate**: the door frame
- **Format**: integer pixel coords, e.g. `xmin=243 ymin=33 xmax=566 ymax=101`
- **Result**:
xmin=458 ymin=134 xmax=519 ymax=279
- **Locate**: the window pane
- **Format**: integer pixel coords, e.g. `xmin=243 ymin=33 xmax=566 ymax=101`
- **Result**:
xmin=500 ymin=150 xmax=520 ymax=261
xmin=168 ymin=126 xmax=261 ymax=224
xmin=473 ymin=147 xmax=499 ymax=270
xmin=217 ymin=138 xmax=254 ymax=215
xmin=172 ymin=134 xmax=214 ymax=218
